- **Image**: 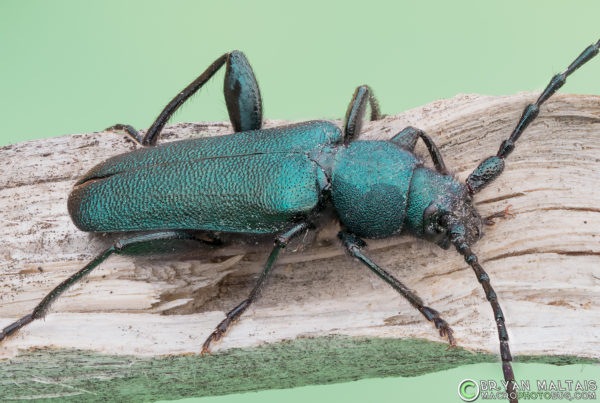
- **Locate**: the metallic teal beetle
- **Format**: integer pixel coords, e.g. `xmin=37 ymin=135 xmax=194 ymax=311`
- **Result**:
xmin=3 ymin=41 xmax=599 ymax=403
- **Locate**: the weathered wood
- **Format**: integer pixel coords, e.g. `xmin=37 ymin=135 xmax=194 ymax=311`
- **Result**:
xmin=1 ymin=93 xmax=599 ymax=368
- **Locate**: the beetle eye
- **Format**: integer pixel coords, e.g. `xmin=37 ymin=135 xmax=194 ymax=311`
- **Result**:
xmin=423 ymin=203 xmax=446 ymax=236
xmin=424 ymin=203 xmax=438 ymax=220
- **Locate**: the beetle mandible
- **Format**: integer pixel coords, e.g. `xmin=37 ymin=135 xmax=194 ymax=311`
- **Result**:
xmin=2 ymin=39 xmax=600 ymax=403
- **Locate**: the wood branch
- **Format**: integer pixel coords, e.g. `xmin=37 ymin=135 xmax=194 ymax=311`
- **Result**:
xmin=1 ymin=93 xmax=599 ymax=397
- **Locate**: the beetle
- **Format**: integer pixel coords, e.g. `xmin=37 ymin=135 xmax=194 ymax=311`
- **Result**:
xmin=2 ymin=39 xmax=599 ymax=403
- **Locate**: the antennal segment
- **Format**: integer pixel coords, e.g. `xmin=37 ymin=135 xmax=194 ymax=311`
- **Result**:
xmin=448 ymin=220 xmax=518 ymax=403
xmin=467 ymin=39 xmax=600 ymax=194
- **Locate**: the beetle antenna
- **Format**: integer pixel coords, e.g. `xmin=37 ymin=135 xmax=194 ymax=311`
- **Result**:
xmin=466 ymin=39 xmax=600 ymax=194
xmin=447 ymin=218 xmax=518 ymax=403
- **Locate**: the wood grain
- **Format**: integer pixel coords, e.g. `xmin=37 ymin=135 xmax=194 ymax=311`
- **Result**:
xmin=1 ymin=93 xmax=599 ymax=362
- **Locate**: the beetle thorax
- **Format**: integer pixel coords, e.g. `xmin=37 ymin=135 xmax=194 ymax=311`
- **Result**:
xmin=330 ymin=141 xmax=420 ymax=239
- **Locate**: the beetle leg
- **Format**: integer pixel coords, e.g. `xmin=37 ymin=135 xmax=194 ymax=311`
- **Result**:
xmin=391 ymin=127 xmax=449 ymax=175
xmin=223 ymin=51 xmax=263 ymax=133
xmin=343 ymin=85 xmax=382 ymax=143
xmin=201 ymin=222 xmax=310 ymax=354
xmin=390 ymin=126 xmax=419 ymax=151
xmin=0 ymin=231 xmax=199 ymax=343
xmin=106 ymin=53 xmax=227 ymax=146
xmin=338 ymin=231 xmax=456 ymax=346
xmin=105 ymin=123 xmax=144 ymax=143
xmin=106 ymin=50 xmax=262 ymax=146
xmin=467 ymin=39 xmax=600 ymax=194
xmin=484 ymin=205 xmax=514 ymax=226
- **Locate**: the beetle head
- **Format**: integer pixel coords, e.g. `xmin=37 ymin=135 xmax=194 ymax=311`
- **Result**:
xmin=406 ymin=167 xmax=483 ymax=249
xmin=422 ymin=192 xmax=483 ymax=249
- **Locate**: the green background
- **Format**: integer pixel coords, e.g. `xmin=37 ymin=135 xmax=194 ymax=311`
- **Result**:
xmin=1 ymin=1 xmax=600 ymax=145
xmin=1 ymin=1 xmax=599 ymax=402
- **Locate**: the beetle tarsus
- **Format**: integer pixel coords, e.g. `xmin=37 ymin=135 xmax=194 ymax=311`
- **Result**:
xmin=0 ymin=313 xmax=34 ymax=343
xmin=484 ymin=205 xmax=514 ymax=226
xmin=420 ymin=307 xmax=456 ymax=346
xmin=105 ymin=123 xmax=144 ymax=144
xmin=201 ymin=315 xmax=235 ymax=354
